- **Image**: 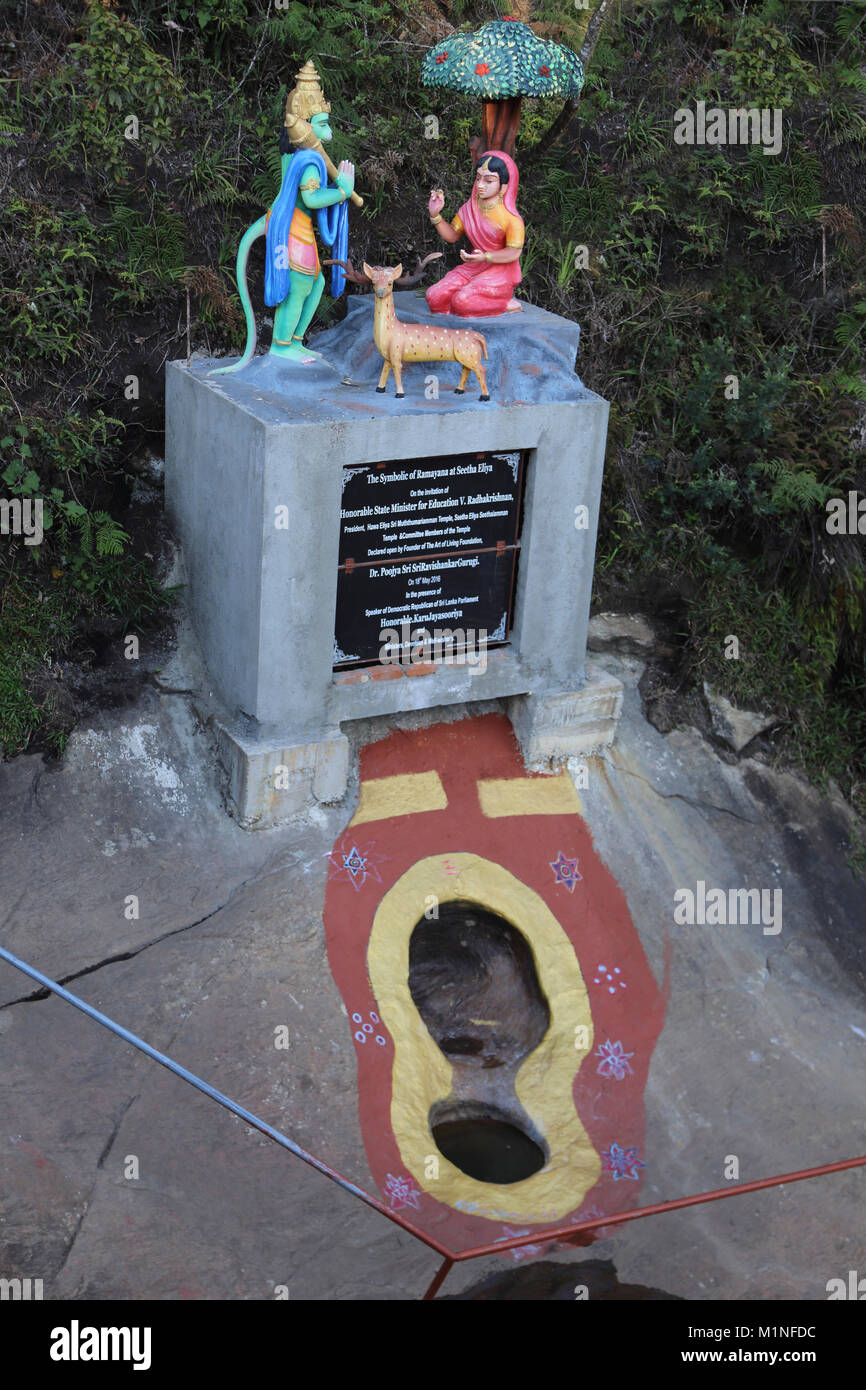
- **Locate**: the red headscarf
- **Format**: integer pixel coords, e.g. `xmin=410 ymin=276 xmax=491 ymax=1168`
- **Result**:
xmin=457 ymin=149 xmax=524 ymax=254
xmin=480 ymin=148 xmax=521 ymax=220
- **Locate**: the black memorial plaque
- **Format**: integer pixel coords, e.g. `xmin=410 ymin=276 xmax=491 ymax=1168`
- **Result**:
xmin=334 ymin=450 xmax=525 ymax=668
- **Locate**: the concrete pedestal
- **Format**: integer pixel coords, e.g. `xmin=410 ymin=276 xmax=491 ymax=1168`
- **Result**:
xmin=165 ymin=293 xmax=621 ymax=827
xmin=508 ymin=665 xmax=625 ymax=766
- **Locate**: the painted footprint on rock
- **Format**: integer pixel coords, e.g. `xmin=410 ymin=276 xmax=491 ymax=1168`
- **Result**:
xmin=322 ymin=713 xmax=667 ymax=1255
xmin=409 ymin=901 xmax=551 ymax=1185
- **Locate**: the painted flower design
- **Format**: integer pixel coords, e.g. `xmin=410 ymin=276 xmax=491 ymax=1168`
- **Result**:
xmin=435 ymin=51 xmax=448 ymax=63
xmin=475 ymin=62 xmax=490 ymax=75
xmin=593 ymin=963 xmax=626 ymax=994
xmin=602 ymin=1143 xmax=645 ymax=1181
xmin=385 ymin=1172 xmax=421 ymax=1210
xmin=351 ymin=1010 xmax=387 ymax=1047
xmin=572 ymin=1204 xmax=607 ymax=1224
xmin=539 ymin=64 xmax=551 ymax=76
xmin=495 ymin=1227 xmax=545 ymax=1262
xmin=595 ymin=1039 xmax=634 ymax=1081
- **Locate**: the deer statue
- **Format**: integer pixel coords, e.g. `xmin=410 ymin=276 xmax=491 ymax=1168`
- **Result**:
xmin=325 ymin=256 xmax=490 ymax=401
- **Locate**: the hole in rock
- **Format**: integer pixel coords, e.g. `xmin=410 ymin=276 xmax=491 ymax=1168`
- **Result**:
xmin=408 ymin=900 xmax=553 ymax=1183
xmin=408 ymin=900 xmax=551 ymax=1071
xmin=439 ymin=1035 xmax=485 ymax=1056
xmin=431 ymin=1107 xmax=547 ymax=1184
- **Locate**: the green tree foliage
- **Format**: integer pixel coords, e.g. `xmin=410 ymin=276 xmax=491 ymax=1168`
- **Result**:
xmin=0 ymin=0 xmax=863 ymax=822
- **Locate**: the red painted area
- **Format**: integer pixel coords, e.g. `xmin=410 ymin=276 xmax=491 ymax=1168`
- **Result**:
xmin=18 ymin=1142 xmax=51 ymax=1171
xmin=322 ymin=713 xmax=667 ymax=1257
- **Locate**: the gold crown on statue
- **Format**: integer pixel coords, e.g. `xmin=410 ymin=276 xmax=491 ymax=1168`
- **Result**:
xmin=285 ymin=59 xmax=331 ymax=124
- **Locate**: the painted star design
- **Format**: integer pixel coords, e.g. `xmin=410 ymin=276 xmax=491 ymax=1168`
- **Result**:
xmin=601 ymin=1143 xmax=646 ymax=1181
xmin=326 ymin=841 xmax=386 ymax=892
xmin=385 ymin=1173 xmax=421 ymax=1210
xmin=550 ymin=851 xmax=583 ymax=892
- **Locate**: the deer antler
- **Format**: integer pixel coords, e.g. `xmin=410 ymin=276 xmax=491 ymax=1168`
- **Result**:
xmin=322 ymin=254 xmax=443 ymax=289
xmin=394 ymin=252 xmax=444 ymax=288
xmin=321 ymin=257 xmax=372 ymax=286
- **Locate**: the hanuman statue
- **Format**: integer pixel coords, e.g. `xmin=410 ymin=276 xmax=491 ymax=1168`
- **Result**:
xmin=211 ymin=60 xmax=358 ymax=374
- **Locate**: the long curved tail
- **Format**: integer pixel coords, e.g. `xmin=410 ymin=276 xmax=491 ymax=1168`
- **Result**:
xmin=208 ymin=214 xmax=268 ymax=377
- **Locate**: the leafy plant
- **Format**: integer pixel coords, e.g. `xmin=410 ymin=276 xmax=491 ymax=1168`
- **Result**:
xmin=0 ymin=0 xmax=863 ymax=814
xmin=105 ymin=199 xmax=188 ymax=286
xmin=249 ymin=141 xmax=285 ymax=209
xmin=39 ymin=0 xmax=184 ymax=185
xmin=715 ymin=18 xmax=821 ymax=110
xmin=619 ymin=98 xmax=669 ymax=167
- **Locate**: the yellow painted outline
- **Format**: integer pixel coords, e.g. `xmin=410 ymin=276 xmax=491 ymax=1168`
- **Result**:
xmin=350 ymin=772 xmax=447 ymax=827
xmin=367 ymin=853 xmax=600 ymax=1223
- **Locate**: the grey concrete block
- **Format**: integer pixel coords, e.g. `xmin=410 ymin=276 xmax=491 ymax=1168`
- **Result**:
xmin=509 ymin=663 xmax=624 ymax=764
xmin=165 ymin=297 xmax=617 ymax=826
xmin=216 ymin=723 xmax=350 ymax=829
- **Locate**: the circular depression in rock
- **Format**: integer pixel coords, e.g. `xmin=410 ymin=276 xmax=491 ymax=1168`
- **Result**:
xmin=431 ymin=1112 xmax=546 ymax=1184
xmin=408 ymin=899 xmax=550 ymax=1069
xmin=409 ymin=902 xmax=551 ymax=1184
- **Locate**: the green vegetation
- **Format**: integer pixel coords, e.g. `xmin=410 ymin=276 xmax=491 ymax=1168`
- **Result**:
xmin=0 ymin=0 xmax=863 ymax=836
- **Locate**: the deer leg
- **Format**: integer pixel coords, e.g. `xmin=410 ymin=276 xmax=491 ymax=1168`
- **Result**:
xmin=376 ymin=361 xmax=392 ymax=393
xmin=393 ymin=358 xmax=405 ymax=398
xmin=454 ymin=364 xmax=470 ymax=395
xmin=475 ymin=361 xmax=490 ymax=402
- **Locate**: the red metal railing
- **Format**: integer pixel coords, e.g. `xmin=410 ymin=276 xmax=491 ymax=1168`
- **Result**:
xmin=419 ymin=1152 xmax=866 ymax=1298
xmin=1 ymin=944 xmax=863 ymax=1301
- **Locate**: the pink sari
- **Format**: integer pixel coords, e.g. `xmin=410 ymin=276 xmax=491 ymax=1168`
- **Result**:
xmin=426 ymin=149 xmax=524 ymax=318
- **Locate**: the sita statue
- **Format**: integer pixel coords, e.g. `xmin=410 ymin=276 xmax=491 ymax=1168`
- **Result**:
xmin=211 ymin=60 xmax=359 ymax=375
xmin=425 ymin=150 xmax=524 ymax=318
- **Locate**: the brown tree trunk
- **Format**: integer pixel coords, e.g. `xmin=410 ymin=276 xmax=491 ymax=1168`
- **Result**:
xmin=477 ymin=96 xmax=523 ymax=157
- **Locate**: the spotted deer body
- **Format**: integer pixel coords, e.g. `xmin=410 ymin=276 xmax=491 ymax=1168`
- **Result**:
xmin=363 ymin=263 xmax=490 ymax=401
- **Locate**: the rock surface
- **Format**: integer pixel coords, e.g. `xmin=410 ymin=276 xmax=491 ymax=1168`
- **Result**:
xmin=0 ymin=634 xmax=863 ymax=1300
xmin=703 ymin=680 xmax=779 ymax=753
xmin=199 ymin=291 xmax=588 ymax=416
xmin=588 ymin=611 xmax=657 ymax=655
xmin=445 ymin=1257 xmax=682 ymax=1300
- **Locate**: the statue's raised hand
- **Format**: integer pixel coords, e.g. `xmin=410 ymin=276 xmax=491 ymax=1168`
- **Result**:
xmin=336 ymin=159 xmax=355 ymax=196
xmin=428 ymin=188 xmax=445 ymax=217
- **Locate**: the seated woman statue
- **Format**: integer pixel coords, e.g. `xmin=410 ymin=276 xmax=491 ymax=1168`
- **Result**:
xmin=426 ymin=150 xmax=524 ymax=318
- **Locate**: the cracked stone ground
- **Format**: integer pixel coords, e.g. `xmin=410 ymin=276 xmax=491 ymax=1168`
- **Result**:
xmin=0 ymin=645 xmax=863 ymax=1300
